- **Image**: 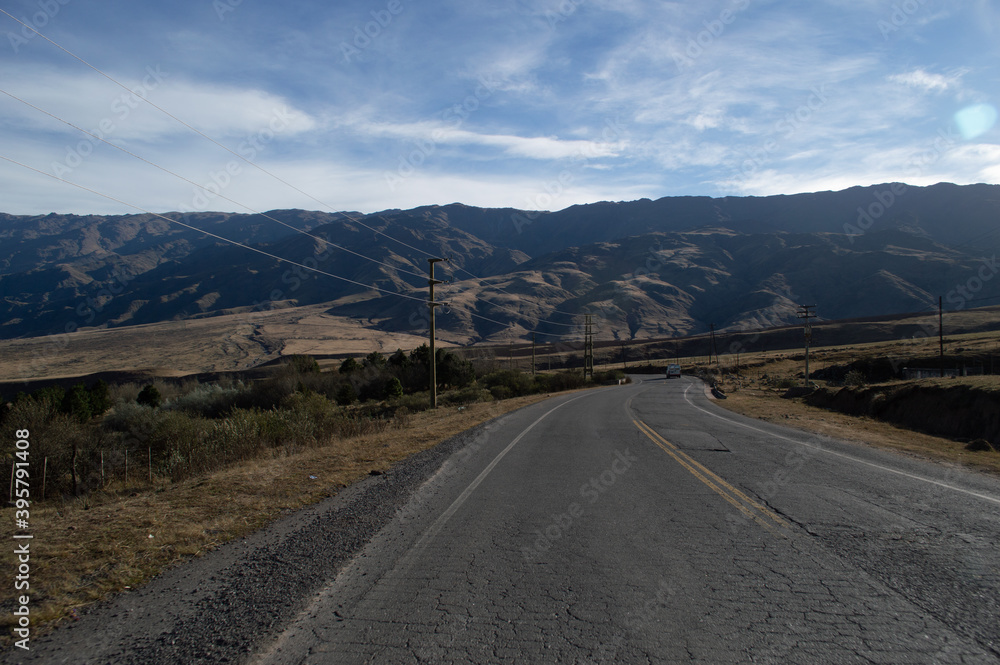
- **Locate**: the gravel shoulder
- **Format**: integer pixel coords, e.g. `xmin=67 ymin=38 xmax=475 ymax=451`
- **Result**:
xmin=2 ymin=401 xmax=543 ymax=665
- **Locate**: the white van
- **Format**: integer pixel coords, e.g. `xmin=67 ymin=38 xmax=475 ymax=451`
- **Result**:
xmin=666 ymin=364 xmax=681 ymax=379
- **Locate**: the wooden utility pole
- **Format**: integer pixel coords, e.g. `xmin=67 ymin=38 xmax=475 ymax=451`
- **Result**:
xmin=797 ymin=304 xmax=817 ymax=387
xmin=939 ymin=296 xmax=945 ymax=378
xmin=427 ymin=258 xmax=448 ymax=408
xmin=531 ymin=333 xmax=536 ymax=376
xmin=709 ymin=323 xmax=718 ymax=367
xmin=584 ymin=314 xmax=594 ymax=379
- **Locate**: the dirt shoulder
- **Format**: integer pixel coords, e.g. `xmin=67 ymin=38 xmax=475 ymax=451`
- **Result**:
xmin=712 ymin=385 xmax=1000 ymax=477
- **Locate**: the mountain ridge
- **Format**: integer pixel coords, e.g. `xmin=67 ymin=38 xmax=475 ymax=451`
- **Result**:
xmin=2 ymin=183 xmax=999 ymax=344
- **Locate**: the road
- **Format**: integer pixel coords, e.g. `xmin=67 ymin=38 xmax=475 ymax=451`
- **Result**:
xmin=252 ymin=376 xmax=1000 ymax=664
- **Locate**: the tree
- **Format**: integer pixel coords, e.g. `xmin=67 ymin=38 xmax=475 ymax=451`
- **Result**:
xmin=88 ymin=379 xmax=112 ymax=416
xmin=62 ymin=383 xmax=92 ymax=423
xmin=388 ymin=348 xmax=409 ymax=369
xmin=288 ymin=354 xmax=320 ymax=374
xmin=385 ymin=377 xmax=404 ymax=399
xmin=335 ymin=383 xmax=357 ymax=405
xmin=339 ymin=357 xmax=361 ymax=374
xmin=137 ymin=384 xmax=162 ymax=408
xmin=364 ymin=351 xmax=387 ymax=369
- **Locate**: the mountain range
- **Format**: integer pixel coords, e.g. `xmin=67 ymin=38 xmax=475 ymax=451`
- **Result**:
xmin=2 ymin=182 xmax=999 ymax=344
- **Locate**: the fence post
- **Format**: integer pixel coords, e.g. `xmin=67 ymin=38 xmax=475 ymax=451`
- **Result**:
xmin=148 ymin=447 xmax=152 ymax=484
xmin=124 ymin=449 xmax=128 ymax=489
xmin=41 ymin=457 xmax=47 ymax=501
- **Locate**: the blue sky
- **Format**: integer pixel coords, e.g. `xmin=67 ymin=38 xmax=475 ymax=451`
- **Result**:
xmin=1 ymin=0 xmax=998 ymax=216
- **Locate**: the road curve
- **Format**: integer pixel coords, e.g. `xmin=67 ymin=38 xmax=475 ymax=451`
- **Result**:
xmin=251 ymin=376 xmax=1000 ymax=664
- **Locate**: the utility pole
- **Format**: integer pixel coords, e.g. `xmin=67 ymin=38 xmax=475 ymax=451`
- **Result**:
xmin=621 ymin=341 xmax=627 ymax=370
xmin=939 ymin=296 xmax=945 ymax=378
xmin=508 ymin=340 xmax=513 ymax=371
xmin=709 ymin=323 xmax=718 ymax=367
xmin=797 ymin=304 xmax=816 ymax=388
xmin=427 ymin=258 xmax=448 ymax=408
xmin=531 ymin=333 xmax=536 ymax=376
xmin=584 ymin=314 xmax=594 ymax=379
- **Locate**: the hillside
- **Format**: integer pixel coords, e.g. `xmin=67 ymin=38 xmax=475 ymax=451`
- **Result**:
xmin=2 ymin=183 xmax=999 ymax=344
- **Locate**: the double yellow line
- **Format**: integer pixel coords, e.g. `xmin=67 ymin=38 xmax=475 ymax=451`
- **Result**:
xmin=633 ymin=419 xmax=790 ymax=538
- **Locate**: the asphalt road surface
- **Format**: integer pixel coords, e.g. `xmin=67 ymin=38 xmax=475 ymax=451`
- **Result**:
xmin=253 ymin=376 xmax=1000 ymax=664
xmin=11 ymin=376 xmax=1000 ymax=664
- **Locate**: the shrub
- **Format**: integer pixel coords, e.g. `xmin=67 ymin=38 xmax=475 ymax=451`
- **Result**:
xmin=89 ymin=380 xmax=112 ymax=416
xmin=165 ymin=383 xmax=248 ymax=418
xmin=62 ymin=383 xmax=93 ymax=423
xmin=339 ymin=357 xmax=361 ymax=374
xmin=287 ymin=354 xmax=320 ymax=374
xmin=440 ymin=386 xmax=492 ymax=406
xmin=335 ymin=383 xmax=358 ymax=406
xmin=136 ymin=385 xmax=162 ymax=408
xmin=385 ymin=377 xmax=404 ymax=399
xmin=844 ymin=369 xmax=867 ymax=388
xmin=364 ymin=351 xmax=387 ymax=369
xmin=482 ymin=370 xmax=534 ymax=398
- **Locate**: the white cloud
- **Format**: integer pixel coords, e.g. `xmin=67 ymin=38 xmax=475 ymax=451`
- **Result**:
xmin=0 ymin=66 xmax=316 ymax=142
xmin=354 ymin=120 xmax=623 ymax=160
xmin=888 ymin=69 xmax=962 ymax=93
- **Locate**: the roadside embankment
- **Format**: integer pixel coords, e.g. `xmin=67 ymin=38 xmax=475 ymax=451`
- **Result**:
xmin=804 ymin=378 xmax=1000 ymax=449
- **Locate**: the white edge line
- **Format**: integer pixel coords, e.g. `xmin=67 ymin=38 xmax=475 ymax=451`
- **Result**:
xmin=680 ymin=382 xmax=1000 ymax=507
xmin=413 ymin=390 xmax=601 ymax=548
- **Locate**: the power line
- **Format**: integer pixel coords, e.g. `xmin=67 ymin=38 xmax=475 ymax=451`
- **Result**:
xmin=0 ymin=10 xmax=594 ymax=333
xmin=0 ymin=87 xmax=430 ymax=281
xmin=0 ymin=153 xmax=430 ymax=304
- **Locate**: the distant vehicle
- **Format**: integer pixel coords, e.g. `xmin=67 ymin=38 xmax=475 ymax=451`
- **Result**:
xmin=666 ymin=364 xmax=681 ymax=379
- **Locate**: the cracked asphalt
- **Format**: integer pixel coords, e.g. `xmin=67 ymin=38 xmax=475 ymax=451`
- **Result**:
xmin=254 ymin=377 xmax=1000 ymax=664
xmin=10 ymin=376 xmax=1000 ymax=664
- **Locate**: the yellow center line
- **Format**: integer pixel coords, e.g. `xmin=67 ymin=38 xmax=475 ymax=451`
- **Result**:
xmin=635 ymin=420 xmax=789 ymax=529
xmin=633 ymin=419 xmax=789 ymax=537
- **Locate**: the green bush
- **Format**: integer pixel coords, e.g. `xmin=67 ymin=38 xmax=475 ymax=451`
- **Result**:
xmin=385 ymin=377 xmax=404 ymax=399
xmin=482 ymin=370 xmax=534 ymax=398
xmin=165 ymin=383 xmax=248 ymax=418
xmin=440 ymin=386 xmax=492 ymax=406
xmin=136 ymin=384 xmax=162 ymax=408
xmin=335 ymin=383 xmax=358 ymax=406
xmin=339 ymin=357 xmax=361 ymax=374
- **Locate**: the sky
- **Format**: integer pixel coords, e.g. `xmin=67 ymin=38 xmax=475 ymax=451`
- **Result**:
xmin=1 ymin=0 xmax=998 ymax=216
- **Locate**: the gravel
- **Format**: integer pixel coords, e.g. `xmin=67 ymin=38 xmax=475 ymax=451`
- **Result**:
xmin=5 ymin=421 xmax=491 ymax=665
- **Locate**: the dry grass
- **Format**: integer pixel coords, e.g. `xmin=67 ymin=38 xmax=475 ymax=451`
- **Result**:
xmin=0 ymin=393 xmax=551 ymax=641
xmin=710 ymin=372 xmax=1000 ymax=477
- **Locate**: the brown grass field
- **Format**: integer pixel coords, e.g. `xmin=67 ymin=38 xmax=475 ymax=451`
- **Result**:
xmin=1 ymin=304 xmax=997 ymax=643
